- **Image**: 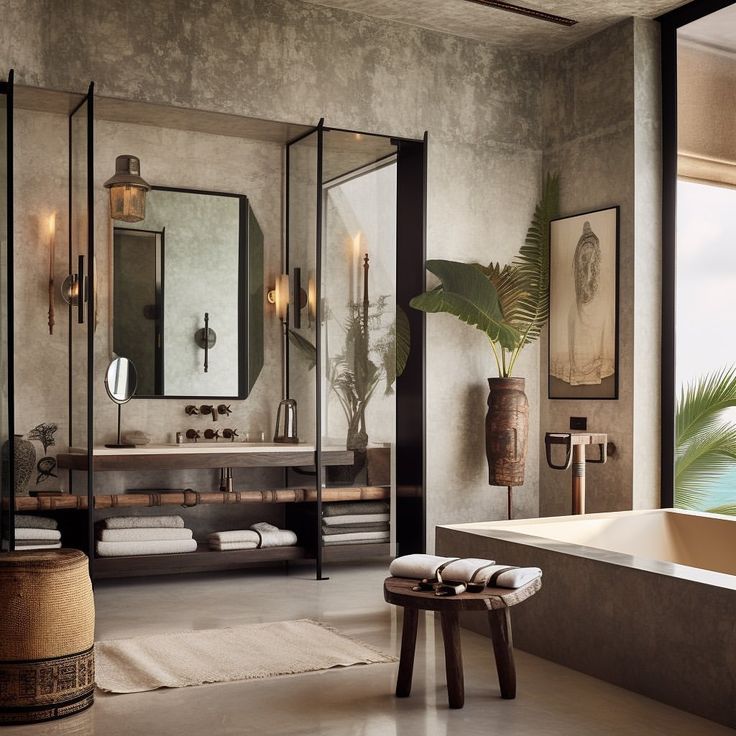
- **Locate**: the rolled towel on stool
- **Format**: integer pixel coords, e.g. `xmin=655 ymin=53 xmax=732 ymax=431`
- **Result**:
xmin=389 ymin=554 xmax=461 ymax=581
xmin=486 ymin=565 xmax=542 ymax=589
xmin=439 ymin=558 xmax=499 ymax=587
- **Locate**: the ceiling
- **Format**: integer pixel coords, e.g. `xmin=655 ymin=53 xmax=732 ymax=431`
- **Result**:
xmin=679 ymin=4 xmax=736 ymax=54
xmin=300 ymin=0 xmax=692 ymax=53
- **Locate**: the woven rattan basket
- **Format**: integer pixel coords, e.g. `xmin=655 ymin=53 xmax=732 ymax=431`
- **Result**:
xmin=0 ymin=548 xmax=95 ymax=724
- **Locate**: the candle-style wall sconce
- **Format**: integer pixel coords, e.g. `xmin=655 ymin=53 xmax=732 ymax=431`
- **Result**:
xmin=47 ymin=213 xmax=56 ymax=335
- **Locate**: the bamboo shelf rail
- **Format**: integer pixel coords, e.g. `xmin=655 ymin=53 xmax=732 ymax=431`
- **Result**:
xmin=10 ymin=486 xmax=390 ymax=511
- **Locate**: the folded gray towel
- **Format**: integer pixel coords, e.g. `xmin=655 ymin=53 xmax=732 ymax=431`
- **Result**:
xmin=321 ymin=522 xmax=389 ymax=535
xmin=11 ymin=542 xmax=62 ymax=550
xmin=99 ymin=528 xmax=193 ymax=542
xmin=322 ymin=513 xmax=390 ymax=526
xmin=320 ymin=530 xmax=389 ymax=543
xmin=100 ymin=515 xmax=185 ymax=529
xmin=14 ymin=514 xmax=58 ymax=530
xmin=322 ymin=501 xmax=389 ymax=517
xmin=14 ymin=528 xmax=61 ymax=541
xmin=323 ymin=536 xmax=389 ymax=546
xmin=96 ymin=539 xmax=197 ymax=557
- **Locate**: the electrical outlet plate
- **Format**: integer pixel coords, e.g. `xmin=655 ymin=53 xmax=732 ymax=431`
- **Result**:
xmin=570 ymin=416 xmax=587 ymax=431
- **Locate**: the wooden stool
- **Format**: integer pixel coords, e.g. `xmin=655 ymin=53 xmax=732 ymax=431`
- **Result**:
xmin=384 ymin=576 xmax=541 ymax=709
xmin=0 ymin=549 xmax=95 ymax=724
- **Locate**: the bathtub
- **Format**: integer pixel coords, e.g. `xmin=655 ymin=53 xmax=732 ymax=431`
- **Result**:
xmin=436 ymin=509 xmax=736 ymax=728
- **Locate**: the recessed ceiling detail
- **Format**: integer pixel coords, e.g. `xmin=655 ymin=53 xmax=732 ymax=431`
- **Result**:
xmin=300 ymin=0 xmax=692 ymax=53
xmin=464 ymin=0 xmax=577 ymax=27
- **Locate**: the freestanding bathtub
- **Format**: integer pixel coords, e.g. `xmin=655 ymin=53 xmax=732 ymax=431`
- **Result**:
xmin=437 ymin=509 xmax=736 ymax=728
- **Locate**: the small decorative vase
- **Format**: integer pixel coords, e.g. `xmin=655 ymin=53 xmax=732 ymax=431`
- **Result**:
xmin=1 ymin=434 xmax=37 ymax=497
xmin=485 ymin=377 xmax=529 ymax=487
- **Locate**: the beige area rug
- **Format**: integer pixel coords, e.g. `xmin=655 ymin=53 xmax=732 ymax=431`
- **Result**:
xmin=95 ymin=619 xmax=396 ymax=694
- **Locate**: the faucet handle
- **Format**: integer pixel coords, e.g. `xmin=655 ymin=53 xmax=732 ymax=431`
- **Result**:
xmin=186 ymin=429 xmax=201 ymax=442
xmin=204 ymin=428 xmax=221 ymax=441
xmin=185 ymin=405 xmax=199 ymax=416
xmin=222 ymin=428 xmax=239 ymax=441
xmin=218 ymin=404 xmax=232 ymax=416
xmin=200 ymin=404 xmax=218 ymax=421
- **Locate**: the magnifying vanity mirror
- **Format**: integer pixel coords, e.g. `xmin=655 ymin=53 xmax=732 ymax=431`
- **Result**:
xmin=111 ymin=186 xmax=264 ymax=399
xmin=104 ymin=357 xmax=137 ymax=448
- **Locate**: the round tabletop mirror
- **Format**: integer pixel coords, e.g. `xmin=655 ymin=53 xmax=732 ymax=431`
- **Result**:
xmin=104 ymin=357 xmax=137 ymax=404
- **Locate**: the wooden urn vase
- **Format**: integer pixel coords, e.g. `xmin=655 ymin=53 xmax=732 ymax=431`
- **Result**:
xmin=485 ymin=377 xmax=529 ymax=487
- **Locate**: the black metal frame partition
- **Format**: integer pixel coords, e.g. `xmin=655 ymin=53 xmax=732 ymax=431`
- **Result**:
xmin=68 ymin=83 xmax=95 ymax=570
xmin=0 ymin=70 xmax=14 ymax=551
xmin=657 ymin=0 xmax=735 ymax=508
xmin=285 ymin=123 xmax=427 ymax=580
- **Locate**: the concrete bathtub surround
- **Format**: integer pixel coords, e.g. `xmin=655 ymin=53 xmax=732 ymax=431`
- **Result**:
xmin=437 ymin=510 xmax=736 ymax=728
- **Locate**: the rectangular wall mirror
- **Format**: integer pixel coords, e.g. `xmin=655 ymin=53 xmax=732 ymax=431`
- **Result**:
xmin=111 ymin=186 xmax=264 ymax=399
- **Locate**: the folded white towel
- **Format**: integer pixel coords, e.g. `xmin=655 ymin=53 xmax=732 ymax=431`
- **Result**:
xmin=389 ymin=554 xmax=460 ymax=581
xmin=12 ymin=542 xmax=62 ymax=550
xmin=485 ymin=565 xmax=542 ymax=589
xmin=323 ymin=538 xmax=387 ymax=546
xmin=101 ymin=515 xmax=185 ymax=529
xmin=440 ymin=558 xmax=499 ymax=586
xmin=99 ymin=528 xmax=193 ymax=542
xmin=321 ymin=530 xmax=389 ymax=543
xmin=95 ymin=539 xmax=197 ymax=557
xmin=210 ymin=541 xmax=259 ymax=551
xmin=14 ymin=528 xmax=61 ymax=541
xmin=322 ymin=513 xmax=390 ymax=527
xmin=257 ymin=529 xmax=298 ymax=548
xmin=15 ymin=514 xmax=58 ymax=530
xmin=209 ymin=530 xmax=260 ymax=545
xmin=250 ymin=522 xmax=280 ymax=533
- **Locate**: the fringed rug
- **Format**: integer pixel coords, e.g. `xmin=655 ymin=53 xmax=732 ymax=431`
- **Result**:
xmin=95 ymin=619 xmax=395 ymax=693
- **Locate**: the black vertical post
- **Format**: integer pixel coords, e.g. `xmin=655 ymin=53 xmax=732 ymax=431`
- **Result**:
xmin=395 ymin=133 xmax=427 ymax=555
xmin=86 ymin=84 xmax=95 ymax=576
xmin=314 ymin=121 xmax=328 ymax=580
xmin=4 ymin=70 xmax=14 ymax=551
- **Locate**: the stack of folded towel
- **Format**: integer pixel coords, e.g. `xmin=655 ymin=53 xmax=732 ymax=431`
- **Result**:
xmin=389 ymin=553 xmax=542 ymax=591
xmin=209 ymin=522 xmax=298 ymax=551
xmin=11 ymin=514 xmax=62 ymax=550
xmin=95 ymin=515 xmax=197 ymax=557
xmin=321 ymin=501 xmax=390 ymax=546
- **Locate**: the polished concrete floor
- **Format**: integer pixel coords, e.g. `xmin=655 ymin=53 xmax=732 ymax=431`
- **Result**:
xmin=6 ymin=561 xmax=731 ymax=736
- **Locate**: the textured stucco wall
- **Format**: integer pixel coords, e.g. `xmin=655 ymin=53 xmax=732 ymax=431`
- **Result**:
xmin=1 ymin=0 xmax=544 ymax=543
xmin=539 ymin=19 xmax=661 ymax=516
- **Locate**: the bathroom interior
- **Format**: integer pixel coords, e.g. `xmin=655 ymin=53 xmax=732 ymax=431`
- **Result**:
xmin=1 ymin=0 xmax=735 ymax=734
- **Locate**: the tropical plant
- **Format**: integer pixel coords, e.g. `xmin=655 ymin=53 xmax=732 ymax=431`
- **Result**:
xmin=409 ymin=173 xmax=559 ymax=377
xmin=675 ymin=366 xmax=736 ymax=514
xmin=288 ymin=299 xmax=410 ymax=452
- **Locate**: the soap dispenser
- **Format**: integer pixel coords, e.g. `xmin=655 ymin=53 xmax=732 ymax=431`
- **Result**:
xmin=273 ymin=399 xmax=298 ymax=444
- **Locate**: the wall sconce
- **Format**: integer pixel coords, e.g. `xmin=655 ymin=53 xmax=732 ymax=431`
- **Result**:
xmin=104 ymin=155 xmax=150 ymax=223
xmin=291 ymin=268 xmax=309 ymax=329
xmin=267 ymin=273 xmax=290 ymax=322
xmin=47 ymin=213 xmax=56 ymax=336
xmin=61 ymin=274 xmax=80 ymax=305
xmin=307 ymin=276 xmax=316 ymax=324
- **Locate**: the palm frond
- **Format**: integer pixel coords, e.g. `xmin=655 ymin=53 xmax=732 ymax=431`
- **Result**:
xmin=675 ymin=424 xmax=736 ymax=508
xmin=509 ymin=172 xmax=559 ymax=346
xmin=676 ymin=365 xmax=736 ymax=447
xmin=477 ymin=262 xmax=528 ymax=341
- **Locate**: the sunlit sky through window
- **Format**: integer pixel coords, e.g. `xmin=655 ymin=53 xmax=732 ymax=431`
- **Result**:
xmin=676 ymin=179 xmax=736 ymax=392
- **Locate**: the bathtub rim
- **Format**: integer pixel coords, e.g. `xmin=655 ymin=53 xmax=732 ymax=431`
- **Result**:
xmin=439 ymin=508 xmax=736 ymax=592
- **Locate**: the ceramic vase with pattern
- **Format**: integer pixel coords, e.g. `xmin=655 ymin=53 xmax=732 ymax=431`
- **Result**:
xmin=1 ymin=434 xmax=36 ymax=497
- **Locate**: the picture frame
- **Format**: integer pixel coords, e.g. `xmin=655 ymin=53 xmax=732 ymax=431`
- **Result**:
xmin=548 ymin=205 xmax=619 ymax=400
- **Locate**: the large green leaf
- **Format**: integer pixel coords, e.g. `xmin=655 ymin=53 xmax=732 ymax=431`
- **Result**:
xmin=705 ymin=503 xmax=736 ymax=516
xmin=676 ymin=365 xmax=736 ymax=447
xmin=410 ymin=259 xmax=519 ymax=351
xmin=510 ymin=172 xmax=559 ymax=346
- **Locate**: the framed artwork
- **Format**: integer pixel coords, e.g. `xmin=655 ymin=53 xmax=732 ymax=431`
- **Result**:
xmin=548 ymin=206 xmax=619 ymax=400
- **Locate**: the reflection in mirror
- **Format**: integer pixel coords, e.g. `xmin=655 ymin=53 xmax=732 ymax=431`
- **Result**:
xmin=104 ymin=357 xmax=137 ymax=448
xmin=111 ymin=186 xmax=264 ymax=399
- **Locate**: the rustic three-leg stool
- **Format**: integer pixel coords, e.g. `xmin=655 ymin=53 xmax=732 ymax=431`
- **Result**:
xmin=384 ymin=576 xmax=541 ymax=709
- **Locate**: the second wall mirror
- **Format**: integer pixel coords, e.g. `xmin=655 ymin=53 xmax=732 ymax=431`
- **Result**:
xmin=111 ymin=186 xmax=264 ymax=399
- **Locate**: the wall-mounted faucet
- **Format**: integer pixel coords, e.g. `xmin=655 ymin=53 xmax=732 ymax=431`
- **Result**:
xmin=204 ymin=428 xmax=221 ymax=441
xmin=200 ymin=404 xmax=218 ymax=421
xmin=185 ymin=405 xmax=199 ymax=416
xmin=218 ymin=404 xmax=232 ymax=417
xmin=222 ymin=428 xmax=239 ymax=442
xmin=185 ymin=429 xmax=201 ymax=442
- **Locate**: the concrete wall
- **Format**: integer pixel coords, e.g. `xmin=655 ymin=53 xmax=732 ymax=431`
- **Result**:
xmin=539 ymin=19 xmax=661 ymax=516
xmin=1 ymin=0 xmax=544 ymax=545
